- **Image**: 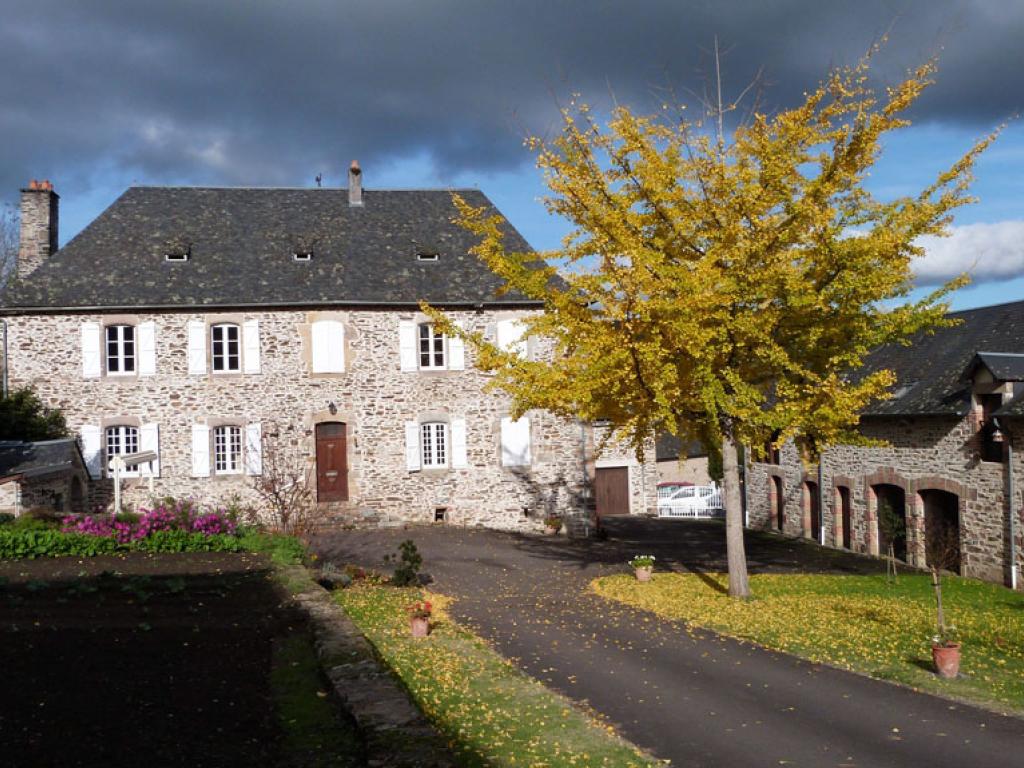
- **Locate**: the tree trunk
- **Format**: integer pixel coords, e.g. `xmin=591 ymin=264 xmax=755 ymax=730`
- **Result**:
xmin=932 ymin=567 xmax=945 ymax=634
xmin=721 ymin=429 xmax=751 ymax=598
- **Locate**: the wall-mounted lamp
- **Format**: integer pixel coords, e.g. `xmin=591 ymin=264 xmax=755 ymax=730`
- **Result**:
xmin=328 ymin=401 xmax=337 ymax=415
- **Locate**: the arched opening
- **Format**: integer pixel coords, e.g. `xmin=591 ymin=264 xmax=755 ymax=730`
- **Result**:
xmin=837 ymin=486 xmax=852 ymax=550
xmin=921 ymin=489 xmax=960 ymax=575
xmin=772 ymin=475 xmax=784 ymax=531
xmin=315 ymin=422 xmax=348 ymax=502
xmin=70 ymin=476 xmax=85 ymax=513
xmin=804 ymin=480 xmax=820 ymax=541
xmin=873 ymin=484 xmax=907 ymax=562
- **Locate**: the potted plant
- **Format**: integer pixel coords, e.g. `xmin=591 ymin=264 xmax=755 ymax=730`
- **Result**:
xmin=628 ymin=554 xmax=656 ymax=582
xmin=927 ymin=525 xmax=962 ymax=678
xmin=408 ymin=600 xmax=432 ymax=638
xmin=544 ymin=514 xmax=563 ymax=535
xmin=932 ymin=625 xmax=961 ymax=679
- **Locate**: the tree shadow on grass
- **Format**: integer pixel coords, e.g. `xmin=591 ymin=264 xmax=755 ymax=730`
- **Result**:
xmin=681 ymin=564 xmax=729 ymax=595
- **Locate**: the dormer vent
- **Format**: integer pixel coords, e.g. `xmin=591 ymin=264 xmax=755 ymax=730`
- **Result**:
xmin=293 ymin=251 xmax=313 ymax=262
xmin=165 ymin=249 xmax=190 ymax=262
xmin=416 ymin=249 xmax=439 ymax=262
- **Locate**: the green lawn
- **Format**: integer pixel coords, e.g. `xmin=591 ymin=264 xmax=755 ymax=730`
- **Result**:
xmin=336 ymin=584 xmax=657 ymax=768
xmin=592 ymin=571 xmax=1024 ymax=714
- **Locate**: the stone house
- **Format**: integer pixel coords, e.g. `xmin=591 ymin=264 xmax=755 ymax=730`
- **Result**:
xmin=0 ymin=170 xmax=658 ymax=530
xmin=0 ymin=438 xmax=90 ymax=515
xmin=747 ymin=300 xmax=1024 ymax=588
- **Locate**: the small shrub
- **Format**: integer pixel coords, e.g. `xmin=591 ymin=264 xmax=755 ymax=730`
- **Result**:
xmin=0 ymin=513 xmax=14 ymax=526
xmin=6 ymin=514 xmax=57 ymax=532
xmin=390 ymin=539 xmax=423 ymax=587
xmin=24 ymin=507 xmax=64 ymax=525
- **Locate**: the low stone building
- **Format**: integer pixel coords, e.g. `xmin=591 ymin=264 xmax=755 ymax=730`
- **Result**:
xmin=0 ymin=170 xmax=658 ymax=530
xmin=747 ymin=300 xmax=1024 ymax=588
xmin=0 ymin=439 xmax=90 ymax=515
xmin=655 ymin=434 xmax=711 ymax=486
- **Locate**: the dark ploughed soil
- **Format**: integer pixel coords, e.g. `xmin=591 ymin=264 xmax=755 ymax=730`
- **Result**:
xmin=0 ymin=551 xmax=340 ymax=768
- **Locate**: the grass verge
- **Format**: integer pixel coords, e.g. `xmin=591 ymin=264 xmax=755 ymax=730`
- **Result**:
xmin=591 ymin=571 xmax=1024 ymax=714
xmin=271 ymin=631 xmax=365 ymax=767
xmin=336 ymin=583 xmax=657 ymax=767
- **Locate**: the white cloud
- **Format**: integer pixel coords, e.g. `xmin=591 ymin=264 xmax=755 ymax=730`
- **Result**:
xmin=913 ymin=221 xmax=1024 ymax=285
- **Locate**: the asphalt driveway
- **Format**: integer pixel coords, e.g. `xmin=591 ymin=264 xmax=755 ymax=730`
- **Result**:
xmin=315 ymin=518 xmax=1024 ymax=767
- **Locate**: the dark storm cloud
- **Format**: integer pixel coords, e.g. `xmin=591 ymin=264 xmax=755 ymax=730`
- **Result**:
xmin=0 ymin=0 xmax=1020 ymax=193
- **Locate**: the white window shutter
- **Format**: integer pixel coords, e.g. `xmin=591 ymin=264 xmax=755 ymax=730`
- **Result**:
xmin=80 ymin=425 xmax=102 ymax=478
xmin=191 ymin=424 xmax=210 ymax=477
xmin=501 ymin=416 xmax=532 ymax=467
xmin=448 ymin=321 xmax=465 ymax=370
xmin=138 ymin=321 xmax=157 ymax=376
xmin=451 ymin=418 xmax=468 ymax=468
xmin=399 ymin=320 xmax=417 ymax=372
xmin=496 ymin=319 xmax=527 ymax=358
xmin=140 ymin=422 xmax=160 ymax=477
xmin=243 ymin=319 xmax=261 ymax=374
xmin=81 ymin=323 xmax=101 ymax=378
xmin=187 ymin=321 xmax=207 ymax=375
xmin=245 ymin=422 xmax=263 ymax=475
xmin=405 ymin=421 xmax=421 ymax=470
xmin=311 ymin=320 xmax=345 ymax=373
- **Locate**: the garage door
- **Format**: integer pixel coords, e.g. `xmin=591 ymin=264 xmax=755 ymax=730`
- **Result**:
xmin=595 ymin=466 xmax=630 ymax=517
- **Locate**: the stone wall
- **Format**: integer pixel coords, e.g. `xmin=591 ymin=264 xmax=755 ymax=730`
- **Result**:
xmin=746 ymin=415 xmax=1024 ymax=587
xmin=5 ymin=308 xmax=654 ymax=531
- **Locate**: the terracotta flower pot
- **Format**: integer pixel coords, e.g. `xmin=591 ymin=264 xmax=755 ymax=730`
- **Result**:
xmin=635 ymin=566 xmax=652 ymax=583
xmin=545 ymin=525 xmax=560 ymax=535
xmin=932 ymin=642 xmax=961 ymax=678
xmin=410 ymin=616 xmax=430 ymax=638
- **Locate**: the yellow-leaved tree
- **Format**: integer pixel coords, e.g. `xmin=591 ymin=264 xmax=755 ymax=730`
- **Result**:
xmin=426 ymin=51 xmax=995 ymax=598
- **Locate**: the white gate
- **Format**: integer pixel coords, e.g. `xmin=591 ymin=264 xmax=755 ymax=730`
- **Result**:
xmin=657 ymin=482 xmax=724 ymax=518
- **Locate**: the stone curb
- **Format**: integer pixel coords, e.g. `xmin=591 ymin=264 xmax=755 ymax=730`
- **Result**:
xmin=291 ymin=582 xmax=456 ymax=768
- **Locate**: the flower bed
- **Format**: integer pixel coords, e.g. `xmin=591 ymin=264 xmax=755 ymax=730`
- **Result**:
xmin=0 ymin=499 xmax=257 ymax=560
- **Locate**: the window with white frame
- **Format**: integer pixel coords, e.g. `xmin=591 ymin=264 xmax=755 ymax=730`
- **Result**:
xmin=418 ymin=323 xmax=446 ymax=369
xmin=420 ymin=422 xmax=448 ymax=468
xmin=105 ymin=325 xmax=136 ymax=375
xmin=105 ymin=425 xmax=140 ymax=476
xmin=211 ymin=323 xmax=241 ymax=373
xmin=213 ymin=425 xmax=243 ymax=474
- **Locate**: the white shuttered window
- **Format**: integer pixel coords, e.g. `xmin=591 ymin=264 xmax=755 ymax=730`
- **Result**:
xmin=420 ymin=422 xmax=447 ymax=468
xmin=81 ymin=323 xmax=101 ymax=378
xmin=311 ymin=320 xmax=345 ymax=372
xmin=500 ymin=416 xmax=532 ymax=467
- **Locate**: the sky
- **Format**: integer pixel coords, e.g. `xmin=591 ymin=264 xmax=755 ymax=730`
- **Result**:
xmin=1 ymin=0 xmax=1022 ymax=310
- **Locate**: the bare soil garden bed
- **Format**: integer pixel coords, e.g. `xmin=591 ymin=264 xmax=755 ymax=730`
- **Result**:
xmin=0 ymin=551 xmax=363 ymax=767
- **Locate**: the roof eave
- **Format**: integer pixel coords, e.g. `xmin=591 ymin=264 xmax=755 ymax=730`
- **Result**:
xmin=0 ymin=299 xmax=546 ymax=316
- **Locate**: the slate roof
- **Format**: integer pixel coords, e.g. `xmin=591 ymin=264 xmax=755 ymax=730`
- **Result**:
xmin=860 ymin=299 xmax=1024 ymax=418
xmin=964 ymin=352 xmax=1024 ymax=382
xmin=0 ymin=439 xmax=85 ymax=481
xmin=0 ymin=187 xmax=540 ymax=311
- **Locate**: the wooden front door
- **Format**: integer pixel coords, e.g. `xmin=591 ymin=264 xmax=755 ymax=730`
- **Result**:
xmin=594 ymin=466 xmax=630 ymax=517
xmin=315 ymin=422 xmax=348 ymax=502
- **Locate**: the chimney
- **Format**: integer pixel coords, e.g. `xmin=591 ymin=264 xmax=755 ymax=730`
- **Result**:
xmin=348 ymin=160 xmax=363 ymax=207
xmin=18 ymin=179 xmax=59 ymax=278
